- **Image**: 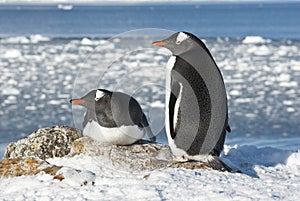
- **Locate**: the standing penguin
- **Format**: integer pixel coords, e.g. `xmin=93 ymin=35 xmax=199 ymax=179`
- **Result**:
xmin=153 ymin=32 xmax=231 ymax=171
xmin=70 ymin=89 xmax=156 ymax=145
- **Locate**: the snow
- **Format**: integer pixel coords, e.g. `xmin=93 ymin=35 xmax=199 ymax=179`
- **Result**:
xmin=0 ymin=146 xmax=299 ymax=200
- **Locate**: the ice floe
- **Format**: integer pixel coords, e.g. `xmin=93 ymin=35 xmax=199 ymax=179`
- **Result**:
xmin=242 ymin=36 xmax=271 ymax=44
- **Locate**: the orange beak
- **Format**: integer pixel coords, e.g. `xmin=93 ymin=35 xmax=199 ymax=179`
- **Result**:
xmin=70 ymin=99 xmax=86 ymax=104
xmin=152 ymin=41 xmax=166 ymax=47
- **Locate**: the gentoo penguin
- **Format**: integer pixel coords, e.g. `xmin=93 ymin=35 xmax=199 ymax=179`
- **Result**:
xmin=70 ymin=89 xmax=156 ymax=145
xmin=153 ymin=32 xmax=231 ymax=171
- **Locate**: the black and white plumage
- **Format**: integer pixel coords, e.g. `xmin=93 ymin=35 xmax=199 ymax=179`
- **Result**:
xmin=153 ymin=32 xmax=231 ymax=171
xmin=70 ymin=89 xmax=156 ymax=145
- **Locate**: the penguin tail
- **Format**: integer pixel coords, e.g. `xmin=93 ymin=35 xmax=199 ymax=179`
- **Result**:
xmin=144 ymin=126 xmax=156 ymax=142
xmin=141 ymin=114 xmax=156 ymax=142
xmin=207 ymin=155 xmax=232 ymax=172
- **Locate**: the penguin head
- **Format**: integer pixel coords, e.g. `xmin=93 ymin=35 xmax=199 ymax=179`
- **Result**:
xmin=70 ymin=89 xmax=111 ymax=110
xmin=152 ymin=32 xmax=197 ymax=55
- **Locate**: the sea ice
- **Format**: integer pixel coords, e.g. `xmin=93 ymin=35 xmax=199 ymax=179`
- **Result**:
xmin=81 ymin=38 xmax=94 ymax=45
xmin=4 ymin=49 xmax=22 ymax=58
xmin=242 ymin=36 xmax=271 ymax=44
xmin=2 ymin=88 xmax=20 ymax=95
xmin=29 ymin=35 xmax=50 ymax=43
xmin=0 ymin=36 xmax=30 ymax=44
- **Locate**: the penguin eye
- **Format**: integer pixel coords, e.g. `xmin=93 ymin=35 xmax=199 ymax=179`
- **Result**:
xmin=94 ymin=97 xmax=100 ymax=101
xmin=176 ymin=40 xmax=181 ymax=45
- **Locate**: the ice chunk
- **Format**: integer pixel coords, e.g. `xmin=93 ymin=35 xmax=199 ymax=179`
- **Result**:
xmin=279 ymin=81 xmax=298 ymax=87
xmin=48 ymin=100 xmax=62 ymax=105
xmin=25 ymin=105 xmax=37 ymax=111
xmin=283 ymin=100 xmax=293 ymax=106
xmin=286 ymin=107 xmax=295 ymax=113
xmin=1 ymin=36 xmax=30 ymax=44
xmin=242 ymin=36 xmax=271 ymax=44
xmin=2 ymin=88 xmax=20 ymax=95
xmin=286 ymin=150 xmax=300 ymax=166
xmin=29 ymin=35 xmax=50 ymax=43
xmin=81 ymin=38 xmax=93 ymax=45
xmin=4 ymin=50 xmax=22 ymax=58
xmin=229 ymin=90 xmax=241 ymax=96
xmin=254 ymin=45 xmax=272 ymax=56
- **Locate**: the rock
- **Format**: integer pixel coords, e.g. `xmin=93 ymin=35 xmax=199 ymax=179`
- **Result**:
xmin=1 ymin=125 xmax=217 ymax=178
xmin=0 ymin=157 xmax=95 ymax=185
xmin=4 ymin=126 xmax=82 ymax=160
xmin=69 ymin=137 xmax=211 ymax=171
xmin=0 ymin=157 xmax=62 ymax=177
xmin=70 ymin=137 xmax=173 ymax=171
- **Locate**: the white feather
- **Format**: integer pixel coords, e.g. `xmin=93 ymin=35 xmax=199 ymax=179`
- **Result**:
xmin=95 ymin=90 xmax=105 ymax=101
xmin=173 ymin=82 xmax=183 ymax=130
xmin=176 ymin=32 xmax=189 ymax=44
xmin=83 ymin=120 xmax=145 ymax=145
xmin=165 ymin=56 xmax=187 ymax=157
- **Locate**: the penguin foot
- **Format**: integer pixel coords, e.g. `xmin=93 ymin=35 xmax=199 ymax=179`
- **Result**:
xmin=207 ymin=155 xmax=232 ymax=172
xmin=173 ymin=155 xmax=191 ymax=163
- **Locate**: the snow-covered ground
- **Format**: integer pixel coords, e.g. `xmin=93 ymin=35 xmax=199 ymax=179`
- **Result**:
xmin=0 ymin=34 xmax=300 ymax=200
xmin=0 ymin=145 xmax=299 ymax=200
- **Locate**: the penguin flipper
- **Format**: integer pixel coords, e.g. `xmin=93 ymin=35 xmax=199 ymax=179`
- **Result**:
xmin=207 ymin=155 xmax=232 ymax=172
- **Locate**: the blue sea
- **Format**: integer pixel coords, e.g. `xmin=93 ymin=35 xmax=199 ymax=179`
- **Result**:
xmin=0 ymin=2 xmax=300 ymax=156
xmin=0 ymin=2 xmax=300 ymax=39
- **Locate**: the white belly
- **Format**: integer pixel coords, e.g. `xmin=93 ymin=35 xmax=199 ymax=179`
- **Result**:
xmin=165 ymin=56 xmax=187 ymax=157
xmin=83 ymin=121 xmax=145 ymax=145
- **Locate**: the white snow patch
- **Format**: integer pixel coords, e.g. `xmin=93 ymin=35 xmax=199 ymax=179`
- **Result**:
xmin=0 ymin=146 xmax=299 ymax=200
xmin=56 ymin=167 xmax=96 ymax=187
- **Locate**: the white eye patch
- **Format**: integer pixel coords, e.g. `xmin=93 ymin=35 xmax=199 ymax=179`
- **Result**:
xmin=176 ymin=32 xmax=189 ymax=44
xmin=95 ymin=90 xmax=104 ymax=101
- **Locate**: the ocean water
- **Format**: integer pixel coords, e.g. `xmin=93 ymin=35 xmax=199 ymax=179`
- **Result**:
xmin=0 ymin=2 xmax=300 ymax=154
xmin=0 ymin=2 xmax=300 ymax=39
